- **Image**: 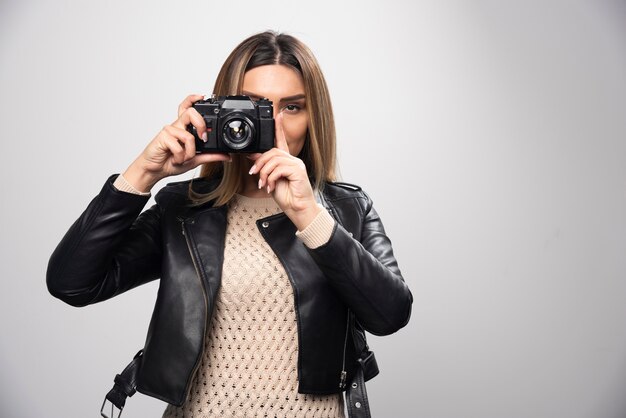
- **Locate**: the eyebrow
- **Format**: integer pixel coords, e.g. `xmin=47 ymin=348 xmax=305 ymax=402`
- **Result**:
xmin=242 ymin=91 xmax=306 ymax=102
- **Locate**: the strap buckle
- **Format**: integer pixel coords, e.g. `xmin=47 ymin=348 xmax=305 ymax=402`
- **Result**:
xmin=100 ymin=398 xmax=123 ymax=418
xmin=358 ymin=350 xmax=379 ymax=381
xmin=100 ymin=350 xmax=143 ymax=418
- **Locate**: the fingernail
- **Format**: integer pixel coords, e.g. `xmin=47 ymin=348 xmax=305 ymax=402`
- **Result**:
xmin=249 ymin=164 xmax=256 ymax=175
xmin=266 ymin=185 xmax=271 ymax=194
xmin=201 ymin=132 xmax=208 ymax=142
xmin=258 ymin=179 xmax=263 ymax=189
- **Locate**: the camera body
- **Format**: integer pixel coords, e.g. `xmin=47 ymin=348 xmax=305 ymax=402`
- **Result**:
xmin=187 ymin=95 xmax=275 ymax=153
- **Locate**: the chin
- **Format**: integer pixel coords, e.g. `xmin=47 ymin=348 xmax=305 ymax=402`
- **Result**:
xmin=290 ymin=143 xmax=306 ymax=157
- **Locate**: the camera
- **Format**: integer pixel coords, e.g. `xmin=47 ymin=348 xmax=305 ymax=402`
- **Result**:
xmin=187 ymin=95 xmax=275 ymax=153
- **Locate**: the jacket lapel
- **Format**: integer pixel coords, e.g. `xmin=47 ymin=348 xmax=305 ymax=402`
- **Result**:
xmin=182 ymin=205 xmax=228 ymax=310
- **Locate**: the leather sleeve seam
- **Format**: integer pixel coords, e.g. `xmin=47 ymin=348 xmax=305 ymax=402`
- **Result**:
xmin=313 ymin=228 xmax=398 ymax=333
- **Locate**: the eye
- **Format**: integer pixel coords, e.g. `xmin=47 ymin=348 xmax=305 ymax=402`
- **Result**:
xmin=282 ymin=104 xmax=302 ymax=113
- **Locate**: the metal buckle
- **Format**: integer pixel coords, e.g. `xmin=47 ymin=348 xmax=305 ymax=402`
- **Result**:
xmin=100 ymin=398 xmax=123 ymax=418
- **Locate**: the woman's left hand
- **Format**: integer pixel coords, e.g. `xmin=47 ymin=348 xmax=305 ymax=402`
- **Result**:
xmin=247 ymin=113 xmax=321 ymax=231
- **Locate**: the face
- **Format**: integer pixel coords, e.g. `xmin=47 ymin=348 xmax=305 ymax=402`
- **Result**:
xmin=242 ymin=64 xmax=309 ymax=156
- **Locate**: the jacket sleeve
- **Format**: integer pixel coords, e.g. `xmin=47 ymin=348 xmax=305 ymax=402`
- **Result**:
xmin=46 ymin=174 xmax=162 ymax=307
xmin=307 ymin=192 xmax=413 ymax=336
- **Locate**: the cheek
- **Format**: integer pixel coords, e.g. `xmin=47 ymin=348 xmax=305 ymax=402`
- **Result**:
xmin=282 ymin=115 xmax=309 ymax=155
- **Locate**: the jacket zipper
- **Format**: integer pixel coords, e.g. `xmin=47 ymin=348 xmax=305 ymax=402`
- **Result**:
xmin=339 ymin=308 xmax=350 ymax=389
xmin=316 ymin=205 xmax=350 ymax=390
xmin=180 ymin=219 xmax=210 ymax=399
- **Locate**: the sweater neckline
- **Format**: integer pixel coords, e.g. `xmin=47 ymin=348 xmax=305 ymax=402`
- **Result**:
xmin=232 ymin=193 xmax=282 ymax=210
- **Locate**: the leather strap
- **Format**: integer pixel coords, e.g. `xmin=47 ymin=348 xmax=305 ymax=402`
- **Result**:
xmin=100 ymin=350 xmax=143 ymax=418
xmin=346 ymin=364 xmax=372 ymax=418
xmin=319 ymin=193 xmax=377 ymax=417
xmin=345 ymin=313 xmax=376 ymax=417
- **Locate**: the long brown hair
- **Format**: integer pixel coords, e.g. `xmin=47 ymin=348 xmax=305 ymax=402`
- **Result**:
xmin=188 ymin=31 xmax=338 ymax=207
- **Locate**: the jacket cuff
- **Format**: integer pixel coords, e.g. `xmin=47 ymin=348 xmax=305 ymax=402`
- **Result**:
xmin=295 ymin=205 xmax=336 ymax=249
xmin=113 ymin=174 xmax=152 ymax=196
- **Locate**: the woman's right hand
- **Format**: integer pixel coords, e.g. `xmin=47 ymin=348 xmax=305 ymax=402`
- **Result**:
xmin=122 ymin=94 xmax=231 ymax=193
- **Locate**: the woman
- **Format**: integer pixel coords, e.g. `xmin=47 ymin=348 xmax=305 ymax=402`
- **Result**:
xmin=47 ymin=31 xmax=412 ymax=418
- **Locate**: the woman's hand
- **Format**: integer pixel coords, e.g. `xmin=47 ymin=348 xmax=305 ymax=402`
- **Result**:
xmin=248 ymin=113 xmax=321 ymax=231
xmin=122 ymin=94 xmax=231 ymax=193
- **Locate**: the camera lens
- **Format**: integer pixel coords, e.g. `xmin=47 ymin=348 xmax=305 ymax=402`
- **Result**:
xmin=222 ymin=118 xmax=254 ymax=149
xmin=225 ymin=120 xmax=249 ymax=142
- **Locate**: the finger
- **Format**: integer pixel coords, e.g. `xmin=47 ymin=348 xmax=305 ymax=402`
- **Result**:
xmin=275 ymin=112 xmax=290 ymax=153
xmin=179 ymin=133 xmax=197 ymax=162
xmin=245 ymin=153 xmax=262 ymax=175
xmin=164 ymin=125 xmax=196 ymax=162
xmin=259 ymin=155 xmax=294 ymax=178
xmin=266 ymin=166 xmax=296 ymax=193
xmin=266 ymin=158 xmax=306 ymax=192
xmin=257 ymin=156 xmax=294 ymax=188
xmin=249 ymin=148 xmax=290 ymax=175
xmin=172 ymin=108 xmax=208 ymax=142
xmin=158 ymin=134 xmax=186 ymax=165
xmin=178 ymin=94 xmax=205 ymax=118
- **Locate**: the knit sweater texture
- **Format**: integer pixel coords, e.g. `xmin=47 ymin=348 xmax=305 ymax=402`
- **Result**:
xmin=163 ymin=195 xmax=344 ymax=418
xmin=113 ymin=175 xmax=344 ymax=417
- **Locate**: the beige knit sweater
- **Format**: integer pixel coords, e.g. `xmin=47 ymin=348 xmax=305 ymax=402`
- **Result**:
xmin=113 ymin=174 xmax=345 ymax=418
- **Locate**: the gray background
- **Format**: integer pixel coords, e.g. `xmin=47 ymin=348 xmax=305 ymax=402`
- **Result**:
xmin=1 ymin=0 xmax=625 ymax=417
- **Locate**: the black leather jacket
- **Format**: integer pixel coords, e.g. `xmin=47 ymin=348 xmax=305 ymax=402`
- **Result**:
xmin=47 ymin=174 xmax=412 ymax=406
